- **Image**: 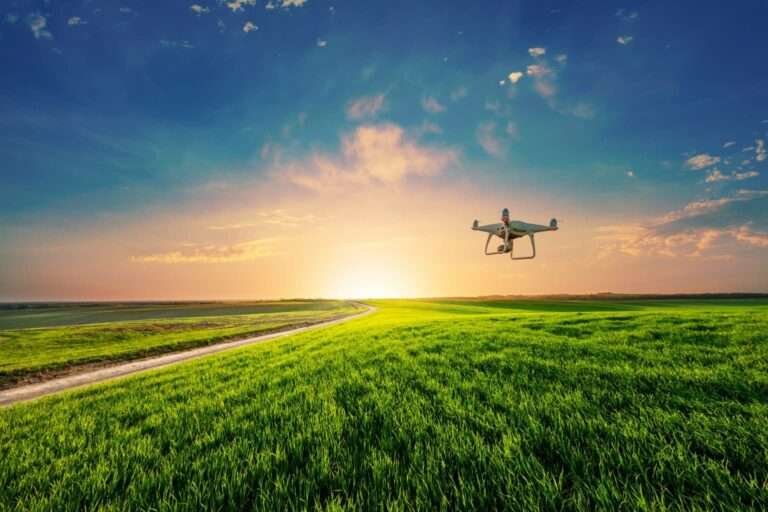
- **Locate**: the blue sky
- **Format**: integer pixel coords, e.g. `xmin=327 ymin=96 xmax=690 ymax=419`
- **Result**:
xmin=1 ymin=0 xmax=767 ymax=299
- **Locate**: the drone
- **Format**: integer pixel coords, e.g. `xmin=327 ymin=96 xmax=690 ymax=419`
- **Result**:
xmin=472 ymin=208 xmax=558 ymax=260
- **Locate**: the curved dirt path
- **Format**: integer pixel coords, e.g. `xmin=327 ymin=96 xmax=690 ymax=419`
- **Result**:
xmin=0 ymin=303 xmax=376 ymax=407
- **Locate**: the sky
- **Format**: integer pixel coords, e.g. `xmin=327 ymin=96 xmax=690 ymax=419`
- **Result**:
xmin=1 ymin=0 xmax=767 ymax=300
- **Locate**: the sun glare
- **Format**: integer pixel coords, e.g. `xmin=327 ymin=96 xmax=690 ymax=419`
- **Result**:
xmin=328 ymin=265 xmax=410 ymax=299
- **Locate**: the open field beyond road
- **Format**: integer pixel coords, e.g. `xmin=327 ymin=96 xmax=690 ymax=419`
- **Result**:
xmin=1 ymin=299 xmax=767 ymax=510
xmin=0 ymin=300 xmax=362 ymax=388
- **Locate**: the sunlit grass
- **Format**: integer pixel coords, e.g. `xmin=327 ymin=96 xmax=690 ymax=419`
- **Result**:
xmin=1 ymin=299 xmax=766 ymax=510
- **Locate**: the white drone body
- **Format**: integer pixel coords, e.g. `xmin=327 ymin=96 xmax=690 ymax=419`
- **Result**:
xmin=471 ymin=215 xmax=558 ymax=260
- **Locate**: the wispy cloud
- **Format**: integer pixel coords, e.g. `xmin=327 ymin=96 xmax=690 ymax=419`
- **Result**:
xmin=528 ymin=47 xmax=546 ymax=57
xmin=243 ymin=21 xmax=258 ymax=33
xmin=227 ymin=0 xmax=257 ymax=12
xmin=476 ymin=122 xmax=504 ymax=157
xmin=450 ymin=86 xmax=468 ymax=101
xmin=705 ymin=169 xmax=759 ymax=183
xmin=756 ymin=139 xmax=766 ymax=162
xmin=505 ymin=121 xmax=520 ymax=141
xmin=616 ymin=9 xmax=639 ymax=21
xmin=28 ymin=14 xmax=52 ymax=40
xmin=527 ymin=63 xmax=556 ymax=98
xmin=484 ymin=100 xmax=501 ymax=113
xmin=279 ymin=123 xmax=458 ymax=191
xmin=567 ymin=102 xmax=595 ymax=119
xmin=723 ymin=141 xmax=736 ymax=148
xmin=209 ymin=210 xmax=320 ymax=230
xmin=134 ymin=238 xmax=281 ymax=264
xmin=421 ymin=96 xmax=446 ymax=114
xmin=597 ymin=191 xmax=768 ymax=258
xmin=617 ymin=35 xmax=634 ymax=45
xmin=160 ymin=40 xmax=195 ymax=49
xmin=415 ymin=121 xmax=442 ymax=136
xmin=346 ymin=94 xmax=386 ymax=120
xmin=281 ymin=0 xmax=307 ymax=7
xmin=67 ymin=16 xmax=87 ymax=26
xmin=190 ymin=4 xmax=210 ymax=14
xmin=685 ymin=153 xmax=720 ymax=170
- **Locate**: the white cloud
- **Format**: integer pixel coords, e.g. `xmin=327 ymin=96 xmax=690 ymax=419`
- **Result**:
xmin=28 ymin=14 xmax=52 ymax=40
xmin=705 ymin=169 xmax=757 ymax=183
xmin=626 ymin=170 xmax=635 ymax=178
xmin=526 ymin=63 xmax=557 ymax=98
xmin=723 ymin=141 xmax=736 ymax=148
xmin=507 ymin=71 xmax=524 ymax=84
xmin=685 ymin=153 xmax=720 ymax=170
xmin=555 ymin=53 xmax=568 ymax=64
xmin=705 ymin=170 xmax=727 ymax=182
xmin=476 ymin=122 xmax=504 ymax=157
xmin=617 ymin=35 xmax=634 ymax=45
xmin=421 ymin=96 xmax=446 ymax=114
xmin=526 ymin=64 xmax=551 ymax=78
xmin=346 ymin=94 xmax=386 ymax=120
xmin=190 ymin=4 xmax=210 ymax=14
xmin=281 ymin=0 xmax=307 ymax=7
xmin=265 ymin=1 xmax=276 ymax=9
xmin=317 ymin=38 xmax=327 ymax=47
xmin=67 ymin=16 xmax=86 ymax=26
xmin=735 ymin=171 xmax=759 ymax=180
xmin=243 ymin=21 xmax=258 ymax=32
xmin=279 ymin=123 xmax=458 ymax=190
xmin=227 ymin=0 xmax=258 ymax=12
xmin=756 ymin=139 xmax=766 ymax=162
xmin=528 ymin=47 xmax=546 ymax=57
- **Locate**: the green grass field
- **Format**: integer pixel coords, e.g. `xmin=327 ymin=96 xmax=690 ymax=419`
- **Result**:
xmin=1 ymin=299 xmax=767 ymax=510
xmin=0 ymin=300 xmax=361 ymax=388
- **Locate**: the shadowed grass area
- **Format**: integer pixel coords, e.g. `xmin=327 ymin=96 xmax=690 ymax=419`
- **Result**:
xmin=0 ymin=299 xmax=766 ymax=510
xmin=0 ymin=300 xmax=362 ymax=388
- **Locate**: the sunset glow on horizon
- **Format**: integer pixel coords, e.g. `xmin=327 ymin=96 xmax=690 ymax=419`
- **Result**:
xmin=1 ymin=1 xmax=767 ymax=300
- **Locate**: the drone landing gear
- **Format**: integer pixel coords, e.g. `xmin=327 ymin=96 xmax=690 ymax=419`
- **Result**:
xmin=483 ymin=233 xmax=536 ymax=260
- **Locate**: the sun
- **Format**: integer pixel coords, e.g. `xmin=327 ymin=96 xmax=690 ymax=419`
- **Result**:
xmin=328 ymin=265 xmax=410 ymax=299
